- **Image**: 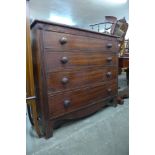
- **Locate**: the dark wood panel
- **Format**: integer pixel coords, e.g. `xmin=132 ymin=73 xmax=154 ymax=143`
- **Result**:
xmin=43 ymin=31 xmax=118 ymax=51
xmin=31 ymin=27 xmax=50 ymax=135
xmin=45 ymin=51 xmax=118 ymax=72
xmin=48 ymin=80 xmax=117 ymax=117
xmin=47 ymin=67 xmax=117 ymax=93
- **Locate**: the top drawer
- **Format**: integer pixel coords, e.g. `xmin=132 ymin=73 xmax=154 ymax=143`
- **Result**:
xmin=43 ymin=31 xmax=118 ymax=52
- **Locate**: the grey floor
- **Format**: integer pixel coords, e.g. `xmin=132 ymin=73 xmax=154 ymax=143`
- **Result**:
xmin=26 ymin=72 xmax=129 ymax=155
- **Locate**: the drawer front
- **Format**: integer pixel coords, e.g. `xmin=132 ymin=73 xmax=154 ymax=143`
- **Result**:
xmin=43 ymin=31 xmax=118 ymax=51
xmin=45 ymin=51 xmax=117 ymax=72
xmin=48 ymin=80 xmax=117 ymax=117
xmin=47 ymin=67 xmax=117 ymax=93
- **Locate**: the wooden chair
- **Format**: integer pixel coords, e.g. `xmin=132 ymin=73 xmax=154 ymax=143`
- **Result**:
xmin=26 ymin=0 xmax=42 ymax=137
xmin=89 ymin=16 xmax=128 ymax=52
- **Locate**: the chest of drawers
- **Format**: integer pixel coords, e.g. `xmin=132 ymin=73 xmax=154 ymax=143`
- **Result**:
xmin=31 ymin=20 xmax=119 ymax=138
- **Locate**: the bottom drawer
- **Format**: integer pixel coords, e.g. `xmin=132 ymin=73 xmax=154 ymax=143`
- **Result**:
xmin=48 ymin=80 xmax=117 ymax=117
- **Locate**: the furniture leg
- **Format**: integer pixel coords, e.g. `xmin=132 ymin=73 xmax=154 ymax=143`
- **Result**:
xmin=27 ymin=100 xmax=42 ymax=137
xmin=45 ymin=121 xmax=53 ymax=139
xmin=116 ymin=96 xmax=124 ymax=105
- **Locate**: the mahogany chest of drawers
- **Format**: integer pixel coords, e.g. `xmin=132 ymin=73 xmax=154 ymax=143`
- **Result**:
xmin=31 ymin=20 xmax=119 ymax=138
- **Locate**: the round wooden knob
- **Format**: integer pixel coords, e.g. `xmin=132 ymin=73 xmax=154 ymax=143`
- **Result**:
xmin=106 ymin=43 xmax=112 ymax=48
xmin=59 ymin=37 xmax=67 ymax=44
xmin=61 ymin=77 xmax=69 ymax=84
xmin=106 ymin=72 xmax=112 ymax=77
xmin=61 ymin=56 xmax=68 ymax=64
xmin=107 ymin=88 xmax=112 ymax=93
xmin=106 ymin=57 xmax=112 ymax=62
xmin=64 ymin=100 xmax=70 ymax=108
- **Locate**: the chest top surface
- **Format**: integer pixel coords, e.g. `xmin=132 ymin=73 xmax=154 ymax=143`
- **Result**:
xmin=31 ymin=19 xmax=119 ymax=38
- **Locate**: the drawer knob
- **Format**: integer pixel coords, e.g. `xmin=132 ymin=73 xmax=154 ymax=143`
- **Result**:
xmin=106 ymin=57 xmax=112 ymax=62
xmin=61 ymin=56 xmax=68 ymax=64
xmin=107 ymin=88 xmax=112 ymax=93
xmin=106 ymin=43 xmax=112 ymax=48
xmin=106 ymin=72 xmax=112 ymax=77
xmin=60 ymin=37 xmax=67 ymax=44
xmin=64 ymin=100 xmax=70 ymax=108
xmin=61 ymin=77 xmax=69 ymax=84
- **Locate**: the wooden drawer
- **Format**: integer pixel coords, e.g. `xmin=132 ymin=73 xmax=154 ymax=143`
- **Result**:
xmin=48 ymin=80 xmax=117 ymax=117
xmin=43 ymin=31 xmax=118 ymax=51
xmin=45 ymin=51 xmax=117 ymax=72
xmin=47 ymin=67 xmax=117 ymax=93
